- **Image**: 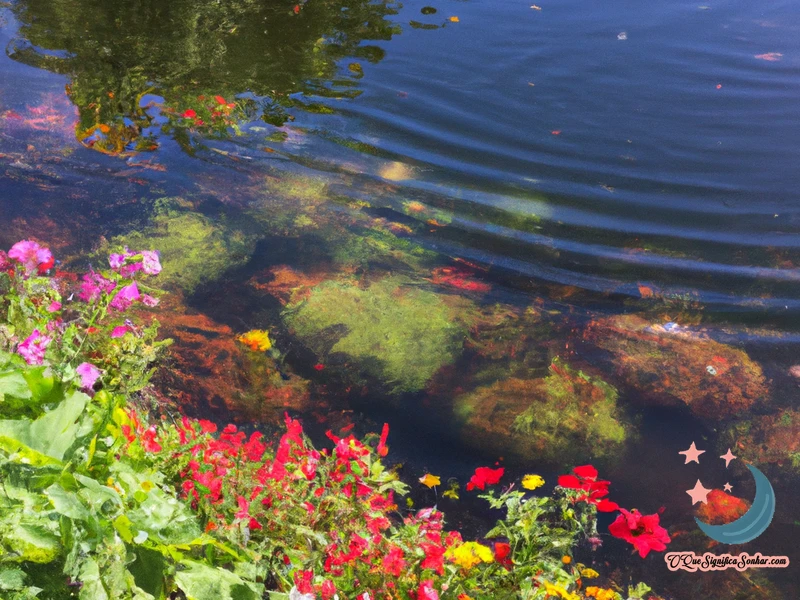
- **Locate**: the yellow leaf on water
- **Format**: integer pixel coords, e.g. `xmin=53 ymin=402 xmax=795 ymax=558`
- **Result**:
xmin=449 ymin=16 xmax=459 ymax=22
xmin=419 ymin=473 xmax=441 ymax=488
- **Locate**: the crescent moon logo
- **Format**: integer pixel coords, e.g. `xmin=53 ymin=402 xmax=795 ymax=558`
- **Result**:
xmin=695 ymin=464 xmax=776 ymax=545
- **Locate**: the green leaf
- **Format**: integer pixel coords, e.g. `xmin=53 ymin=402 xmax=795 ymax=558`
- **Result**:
xmin=0 ymin=566 xmax=27 ymax=591
xmin=4 ymin=523 xmax=61 ymax=563
xmin=0 ymin=390 xmax=93 ymax=462
xmin=175 ymin=561 xmax=262 ymax=600
xmin=0 ymin=371 xmax=31 ymax=400
xmin=45 ymin=484 xmax=91 ymax=521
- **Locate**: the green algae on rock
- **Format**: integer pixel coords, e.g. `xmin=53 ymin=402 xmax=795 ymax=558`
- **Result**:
xmin=110 ymin=199 xmax=256 ymax=292
xmin=283 ymin=276 xmax=469 ymax=393
xmin=453 ymin=359 xmax=628 ymax=464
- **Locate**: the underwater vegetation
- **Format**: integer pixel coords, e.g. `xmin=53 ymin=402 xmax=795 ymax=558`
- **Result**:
xmin=283 ymin=276 xmax=472 ymax=393
xmin=109 ymin=198 xmax=257 ymax=292
xmin=584 ymin=315 xmax=768 ymax=421
xmin=454 ymin=359 xmax=628 ymax=465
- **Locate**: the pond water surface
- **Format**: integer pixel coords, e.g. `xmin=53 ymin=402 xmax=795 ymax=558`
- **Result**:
xmin=1 ymin=0 xmax=799 ymax=597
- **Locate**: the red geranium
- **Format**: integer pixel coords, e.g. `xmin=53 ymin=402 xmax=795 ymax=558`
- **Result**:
xmin=557 ymin=465 xmax=619 ymax=512
xmin=494 ymin=541 xmax=512 ymax=568
xmin=608 ymin=508 xmax=671 ymax=558
xmin=466 ymin=466 xmax=504 ymax=491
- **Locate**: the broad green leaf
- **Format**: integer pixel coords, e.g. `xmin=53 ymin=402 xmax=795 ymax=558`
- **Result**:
xmin=44 ymin=484 xmax=90 ymax=521
xmin=4 ymin=523 xmax=60 ymax=563
xmin=0 ymin=566 xmax=26 ymax=590
xmin=175 ymin=561 xmax=262 ymax=600
xmin=0 ymin=391 xmax=92 ymax=462
xmin=0 ymin=371 xmax=30 ymax=400
xmin=77 ymin=556 xmax=108 ymax=600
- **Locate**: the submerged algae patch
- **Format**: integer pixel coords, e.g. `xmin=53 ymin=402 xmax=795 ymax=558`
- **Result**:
xmin=110 ymin=199 xmax=256 ymax=292
xmin=454 ymin=359 xmax=628 ymax=464
xmin=284 ymin=276 xmax=468 ymax=393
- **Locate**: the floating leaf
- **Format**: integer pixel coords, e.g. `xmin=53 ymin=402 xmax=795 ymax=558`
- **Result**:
xmin=419 ymin=473 xmax=441 ymax=488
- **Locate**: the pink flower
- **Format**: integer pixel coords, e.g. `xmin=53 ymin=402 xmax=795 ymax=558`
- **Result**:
xmin=47 ymin=301 xmax=62 ymax=312
xmin=0 ymin=250 xmax=10 ymax=272
xmin=141 ymin=294 xmax=159 ymax=307
xmin=79 ymin=271 xmax=116 ymax=302
xmin=8 ymin=240 xmax=53 ymax=276
xmin=76 ymin=362 xmax=102 ymax=390
xmin=110 ymin=282 xmax=140 ymax=311
xmin=417 ymin=580 xmax=440 ymax=600
xmin=108 ymin=250 xmax=133 ymax=270
xmin=608 ymin=508 xmax=671 ymax=558
xmin=17 ymin=330 xmax=51 ymax=365
xmin=110 ymin=325 xmax=132 ymax=338
xmin=141 ymin=250 xmax=161 ymax=275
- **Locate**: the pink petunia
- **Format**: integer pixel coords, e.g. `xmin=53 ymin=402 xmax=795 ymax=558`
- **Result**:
xmin=110 ymin=325 xmax=132 ymax=338
xmin=141 ymin=294 xmax=159 ymax=307
xmin=140 ymin=250 xmax=161 ymax=275
xmin=17 ymin=330 xmax=51 ymax=365
xmin=76 ymin=362 xmax=102 ymax=390
xmin=110 ymin=282 xmax=140 ymax=311
xmin=47 ymin=301 xmax=62 ymax=312
xmin=8 ymin=240 xmax=54 ymax=276
xmin=79 ymin=270 xmax=116 ymax=302
xmin=0 ymin=250 xmax=10 ymax=272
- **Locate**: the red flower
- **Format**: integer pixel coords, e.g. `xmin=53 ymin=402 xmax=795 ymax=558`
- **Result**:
xmin=417 ymin=580 xmax=440 ymax=600
xmin=293 ymin=570 xmax=314 ymax=595
xmin=557 ymin=465 xmax=619 ymax=512
xmin=382 ymin=544 xmax=407 ymax=576
xmin=319 ymin=580 xmax=337 ymax=600
xmin=376 ymin=422 xmax=389 ymax=457
xmin=419 ymin=542 xmax=445 ymax=574
xmin=214 ymin=95 xmax=227 ymax=105
xmin=466 ymin=466 xmax=504 ymax=491
xmin=182 ymin=109 xmax=197 ymax=119
xmin=608 ymin=508 xmax=671 ymax=558
xmin=314 ymin=363 xmax=325 ymax=371
xmin=494 ymin=541 xmax=512 ymax=568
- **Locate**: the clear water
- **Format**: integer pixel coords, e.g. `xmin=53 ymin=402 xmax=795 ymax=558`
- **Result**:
xmin=1 ymin=0 xmax=799 ymax=596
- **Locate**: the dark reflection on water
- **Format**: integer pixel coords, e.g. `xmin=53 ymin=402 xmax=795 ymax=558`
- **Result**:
xmin=2 ymin=0 xmax=800 ymax=597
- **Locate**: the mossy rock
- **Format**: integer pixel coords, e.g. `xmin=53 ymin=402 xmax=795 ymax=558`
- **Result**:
xmin=721 ymin=409 xmax=800 ymax=478
xmin=584 ymin=315 xmax=768 ymax=421
xmin=110 ymin=199 xmax=256 ymax=292
xmin=283 ymin=276 xmax=470 ymax=393
xmin=453 ymin=359 xmax=628 ymax=465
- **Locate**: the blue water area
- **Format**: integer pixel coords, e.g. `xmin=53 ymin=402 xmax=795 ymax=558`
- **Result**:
xmin=1 ymin=0 xmax=799 ymax=596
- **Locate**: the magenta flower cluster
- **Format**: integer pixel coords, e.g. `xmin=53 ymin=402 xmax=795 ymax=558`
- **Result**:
xmin=2 ymin=241 xmax=162 ymax=391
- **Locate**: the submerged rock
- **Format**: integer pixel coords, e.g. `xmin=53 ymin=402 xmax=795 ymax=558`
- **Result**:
xmin=110 ymin=198 xmax=256 ymax=292
xmin=146 ymin=296 xmax=311 ymax=423
xmin=584 ymin=315 xmax=768 ymax=421
xmin=722 ymin=409 xmax=800 ymax=477
xmin=283 ymin=276 xmax=472 ymax=394
xmin=453 ymin=359 xmax=628 ymax=464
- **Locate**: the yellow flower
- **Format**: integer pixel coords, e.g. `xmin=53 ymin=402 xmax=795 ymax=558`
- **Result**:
xmin=140 ymin=481 xmax=154 ymax=492
xmin=521 ymin=474 xmax=545 ymax=490
xmin=580 ymin=568 xmax=599 ymax=579
xmin=542 ymin=582 xmax=579 ymax=600
xmin=445 ymin=541 xmax=494 ymax=570
xmin=561 ymin=555 xmax=572 ymax=564
xmin=238 ymin=329 xmax=271 ymax=352
xmin=419 ymin=473 xmax=441 ymax=488
xmin=585 ymin=587 xmax=617 ymax=600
